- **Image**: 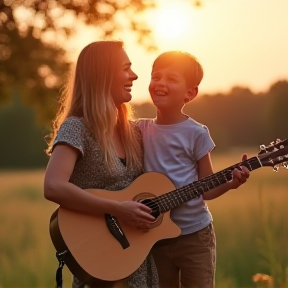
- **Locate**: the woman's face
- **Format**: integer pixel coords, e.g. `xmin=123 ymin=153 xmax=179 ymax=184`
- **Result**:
xmin=110 ymin=49 xmax=138 ymax=107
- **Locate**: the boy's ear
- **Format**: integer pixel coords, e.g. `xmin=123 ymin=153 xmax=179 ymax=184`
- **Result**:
xmin=184 ymin=87 xmax=198 ymax=103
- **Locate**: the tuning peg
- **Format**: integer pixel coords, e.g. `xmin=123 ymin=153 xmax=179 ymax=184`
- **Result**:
xmin=273 ymin=165 xmax=280 ymax=172
xmin=260 ymin=144 xmax=267 ymax=151
xmin=283 ymin=162 xmax=288 ymax=169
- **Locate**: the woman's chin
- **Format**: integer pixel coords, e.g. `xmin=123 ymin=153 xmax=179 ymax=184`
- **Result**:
xmin=123 ymin=92 xmax=132 ymax=103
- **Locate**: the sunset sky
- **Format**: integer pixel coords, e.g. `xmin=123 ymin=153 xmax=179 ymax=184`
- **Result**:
xmin=67 ymin=0 xmax=288 ymax=103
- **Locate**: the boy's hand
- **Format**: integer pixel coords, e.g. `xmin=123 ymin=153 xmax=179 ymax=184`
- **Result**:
xmin=230 ymin=153 xmax=250 ymax=189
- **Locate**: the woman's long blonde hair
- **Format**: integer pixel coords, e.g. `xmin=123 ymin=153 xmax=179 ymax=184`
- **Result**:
xmin=46 ymin=41 xmax=142 ymax=170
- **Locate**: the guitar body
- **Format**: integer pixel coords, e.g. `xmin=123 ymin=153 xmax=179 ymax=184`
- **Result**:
xmin=49 ymin=172 xmax=181 ymax=286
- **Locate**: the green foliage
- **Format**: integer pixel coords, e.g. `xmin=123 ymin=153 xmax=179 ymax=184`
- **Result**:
xmin=0 ymin=92 xmax=49 ymax=168
xmin=0 ymin=25 xmax=70 ymax=125
xmin=264 ymin=81 xmax=288 ymax=143
xmin=0 ymin=216 xmax=37 ymax=287
xmin=256 ymin=186 xmax=288 ymax=288
xmin=0 ymin=0 xmax=157 ymax=51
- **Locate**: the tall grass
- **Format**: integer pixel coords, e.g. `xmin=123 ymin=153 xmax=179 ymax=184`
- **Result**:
xmin=0 ymin=170 xmax=73 ymax=288
xmin=209 ymin=149 xmax=288 ymax=288
xmin=0 ymin=150 xmax=287 ymax=288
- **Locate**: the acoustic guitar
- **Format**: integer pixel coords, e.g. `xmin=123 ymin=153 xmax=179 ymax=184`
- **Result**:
xmin=49 ymin=138 xmax=288 ymax=287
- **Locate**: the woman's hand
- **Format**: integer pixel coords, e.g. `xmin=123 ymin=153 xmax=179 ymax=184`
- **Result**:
xmin=113 ymin=200 xmax=155 ymax=232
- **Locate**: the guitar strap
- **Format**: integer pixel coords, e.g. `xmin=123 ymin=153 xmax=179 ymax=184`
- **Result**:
xmin=55 ymin=250 xmax=67 ymax=288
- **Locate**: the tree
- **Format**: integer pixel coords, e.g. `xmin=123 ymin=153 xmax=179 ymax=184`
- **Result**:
xmin=0 ymin=93 xmax=49 ymax=169
xmin=0 ymin=25 xmax=70 ymax=125
xmin=0 ymin=0 xmax=157 ymax=53
xmin=265 ymin=80 xmax=288 ymax=142
xmin=0 ymin=0 xmax=159 ymax=126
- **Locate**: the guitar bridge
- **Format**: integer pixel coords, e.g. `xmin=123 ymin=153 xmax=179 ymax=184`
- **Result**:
xmin=104 ymin=214 xmax=130 ymax=249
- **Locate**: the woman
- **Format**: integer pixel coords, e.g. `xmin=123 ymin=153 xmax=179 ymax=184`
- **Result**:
xmin=44 ymin=41 xmax=158 ymax=288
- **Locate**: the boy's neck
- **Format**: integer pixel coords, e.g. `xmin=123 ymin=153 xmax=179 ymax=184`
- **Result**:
xmin=155 ymin=111 xmax=188 ymax=125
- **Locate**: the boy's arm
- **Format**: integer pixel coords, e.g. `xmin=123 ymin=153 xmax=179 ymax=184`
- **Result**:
xmin=198 ymin=153 xmax=250 ymax=200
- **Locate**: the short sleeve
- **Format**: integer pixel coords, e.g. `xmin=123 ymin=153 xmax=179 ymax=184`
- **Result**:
xmin=52 ymin=117 xmax=85 ymax=156
xmin=193 ymin=125 xmax=215 ymax=161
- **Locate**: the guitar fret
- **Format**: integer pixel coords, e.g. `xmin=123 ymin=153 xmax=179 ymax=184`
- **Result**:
xmin=156 ymin=156 xmax=262 ymax=214
xmin=174 ymin=192 xmax=181 ymax=206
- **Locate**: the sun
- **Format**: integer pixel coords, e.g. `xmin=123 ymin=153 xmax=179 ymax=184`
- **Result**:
xmin=154 ymin=4 xmax=190 ymax=39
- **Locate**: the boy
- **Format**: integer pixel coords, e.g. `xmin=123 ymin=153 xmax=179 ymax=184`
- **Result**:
xmin=136 ymin=51 xmax=250 ymax=288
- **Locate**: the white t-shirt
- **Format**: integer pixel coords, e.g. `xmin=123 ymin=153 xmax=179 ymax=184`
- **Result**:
xmin=136 ymin=117 xmax=215 ymax=235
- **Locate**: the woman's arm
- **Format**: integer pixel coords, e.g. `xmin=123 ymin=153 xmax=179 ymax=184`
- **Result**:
xmin=44 ymin=144 xmax=155 ymax=230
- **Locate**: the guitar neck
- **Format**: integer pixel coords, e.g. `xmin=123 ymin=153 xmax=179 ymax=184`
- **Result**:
xmin=155 ymin=156 xmax=262 ymax=214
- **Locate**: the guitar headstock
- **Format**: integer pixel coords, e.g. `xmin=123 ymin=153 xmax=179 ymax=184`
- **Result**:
xmin=258 ymin=139 xmax=288 ymax=171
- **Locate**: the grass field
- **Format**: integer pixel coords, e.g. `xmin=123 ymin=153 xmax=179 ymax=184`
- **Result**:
xmin=1 ymin=149 xmax=287 ymax=288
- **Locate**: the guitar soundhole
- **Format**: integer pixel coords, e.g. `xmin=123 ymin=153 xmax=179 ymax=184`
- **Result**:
xmin=140 ymin=198 xmax=160 ymax=218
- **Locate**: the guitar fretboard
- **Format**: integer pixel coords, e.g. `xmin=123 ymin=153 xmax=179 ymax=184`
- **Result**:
xmin=154 ymin=156 xmax=261 ymax=213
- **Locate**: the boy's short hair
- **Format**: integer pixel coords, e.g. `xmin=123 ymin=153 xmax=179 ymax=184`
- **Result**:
xmin=152 ymin=51 xmax=204 ymax=87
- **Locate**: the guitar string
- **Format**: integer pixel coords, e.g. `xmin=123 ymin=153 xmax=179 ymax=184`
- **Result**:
xmin=146 ymin=168 xmax=234 ymax=212
xmin=146 ymin=146 xmax=287 ymax=213
xmin=144 ymin=157 xmax=258 ymax=213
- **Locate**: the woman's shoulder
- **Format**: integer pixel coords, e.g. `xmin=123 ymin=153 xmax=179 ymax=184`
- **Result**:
xmin=53 ymin=117 xmax=87 ymax=154
xmin=63 ymin=116 xmax=84 ymax=126
xmin=60 ymin=116 xmax=86 ymax=133
xmin=56 ymin=116 xmax=89 ymax=142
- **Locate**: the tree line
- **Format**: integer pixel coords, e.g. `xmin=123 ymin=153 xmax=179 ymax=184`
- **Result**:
xmin=0 ymin=80 xmax=287 ymax=169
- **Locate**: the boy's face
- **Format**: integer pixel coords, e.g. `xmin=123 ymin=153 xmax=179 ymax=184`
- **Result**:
xmin=149 ymin=64 xmax=195 ymax=110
